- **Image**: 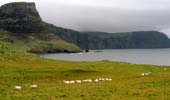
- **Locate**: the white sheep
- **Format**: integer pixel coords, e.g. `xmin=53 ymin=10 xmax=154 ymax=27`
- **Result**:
xmin=164 ymin=67 xmax=167 ymax=70
xmin=69 ymin=80 xmax=75 ymax=84
xmin=99 ymin=78 xmax=102 ymax=81
xmin=15 ymin=86 xmax=22 ymax=90
xmin=94 ymin=79 xmax=99 ymax=83
xmin=82 ymin=80 xmax=89 ymax=83
xmin=87 ymin=79 xmax=92 ymax=83
xmin=141 ymin=73 xmax=145 ymax=76
xmin=141 ymin=72 xmax=151 ymax=76
xmin=105 ymin=78 xmax=109 ymax=81
xmin=108 ymin=78 xmax=112 ymax=81
xmin=63 ymin=80 xmax=70 ymax=84
xmin=75 ymin=80 xmax=82 ymax=84
xmin=30 ymin=84 xmax=37 ymax=88
xmin=101 ymin=78 xmax=105 ymax=81
xmin=145 ymin=73 xmax=149 ymax=76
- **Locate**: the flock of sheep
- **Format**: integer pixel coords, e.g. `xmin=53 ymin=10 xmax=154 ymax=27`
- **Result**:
xmin=140 ymin=67 xmax=168 ymax=76
xmin=15 ymin=84 xmax=37 ymax=90
xmin=63 ymin=78 xmax=112 ymax=84
xmin=14 ymin=67 xmax=168 ymax=90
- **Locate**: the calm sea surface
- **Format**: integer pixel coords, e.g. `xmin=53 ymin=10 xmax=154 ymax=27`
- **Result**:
xmin=40 ymin=49 xmax=170 ymax=66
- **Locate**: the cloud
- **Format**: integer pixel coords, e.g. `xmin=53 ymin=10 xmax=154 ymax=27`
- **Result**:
xmin=1 ymin=0 xmax=170 ymax=36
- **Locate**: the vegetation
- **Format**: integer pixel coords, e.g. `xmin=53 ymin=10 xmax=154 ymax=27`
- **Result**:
xmin=0 ymin=41 xmax=170 ymax=100
xmin=0 ymin=2 xmax=81 ymax=53
xmin=0 ymin=29 xmax=80 ymax=53
xmin=0 ymin=2 xmax=170 ymax=99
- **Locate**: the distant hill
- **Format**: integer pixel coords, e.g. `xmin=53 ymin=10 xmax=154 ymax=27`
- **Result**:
xmin=46 ymin=24 xmax=170 ymax=49
xmin=0 ymin=2 xmax=170 ymax=53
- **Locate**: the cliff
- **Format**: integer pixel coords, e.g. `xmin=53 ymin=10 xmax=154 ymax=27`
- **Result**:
xmin=46 ymin=23 xmax=170 ymax=49
xmin=0 ymin=2 xmax=80 ymax=53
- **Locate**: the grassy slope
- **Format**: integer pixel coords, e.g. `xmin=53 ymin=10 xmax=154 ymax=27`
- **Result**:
xmin=0 ymin=29 xmax=80 ymax=53
xmin=0 ymin=42 xmax=170 ymax=100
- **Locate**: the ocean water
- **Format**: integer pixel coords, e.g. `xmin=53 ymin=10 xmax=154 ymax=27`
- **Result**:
xmin=40 ymin=49 xmax=170 ymax=66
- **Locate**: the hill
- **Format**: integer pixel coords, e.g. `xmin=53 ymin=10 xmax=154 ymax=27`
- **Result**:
xmin=46 ymin=24 xmax=170 ymax=49
xmin=0 ymin=2 xmax=80 ymax=53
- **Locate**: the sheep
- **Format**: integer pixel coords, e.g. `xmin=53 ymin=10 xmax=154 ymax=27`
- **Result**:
xmin=94 ymin=79 xmax=99 ymax=83
xmin=75 ymin=80 xmax=82 ymax=84
xmin=69 ymin=80 xmax=75 ymax=84
xmin=30 ymin=84 xmax=37 ymax=89
xmin=101 ymin=78 xmax=105 ymax=81
xmin=63 ymin=80 xmax=70 ymax=84
xmin=87 ymin=79 xmax=92 ymax=83
xmin=141 ymin=72 xmax=152 ymax=76
xmin=105 ymin=78 xmax=109 ymax=81
xmin=141 ymin=73 xmax=145 ymax=76
xmin=145 ymin=73 xmax=149 ymax=76
xmin=82 ymin=80 xmax=89 ymax=83
xmin=98 ymin=78 xmax=102 ymax=81
xmin=108 ymin=78 xmax=112 ymax=81
xmin=164 ymin=67 xmax=167 ymax=70
xmin=15 ymin=86 xmax=22 ymax=90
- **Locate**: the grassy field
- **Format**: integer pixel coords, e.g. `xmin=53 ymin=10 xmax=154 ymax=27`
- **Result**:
xmin=0 ymin=42 xmax=170 ymax=100
xmin=1 ymin=58 xmax=170 ymax=100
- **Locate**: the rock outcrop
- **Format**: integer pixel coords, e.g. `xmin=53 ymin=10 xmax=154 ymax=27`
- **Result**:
xmin=0 ymin=2 xmax=45 ymax=33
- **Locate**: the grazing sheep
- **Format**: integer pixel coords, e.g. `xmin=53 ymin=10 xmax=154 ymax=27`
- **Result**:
xmin=82 ymin=80 xmax=89 ymax=83
xmin=75 ymin=80 xmax=82 ymax=84
xmin=99 ymin=78 xmax=102 ymax=81
xmin=141 ymin=73 xmax=145 ymax=76
xmin=87 ymin=79 xmax=92 ymax=83
xmin=101 ymin=78 xmax=105 ymax=81
xmin=108 ymin=78 xmax=112 ymax=81
xmin=63 ymin=80 xmax=70 ymax=84
xmin=70 ymin=80 xmax=75 ymax=84
xmin=15 ymin=86 xmax=21 ymax=90
xmin=164 ymin=68 xmax=167 ymax=70
xmin=30 ymin=84 xmax=37 ymax=88
xmin=94 ymin=79 xmax=99 ymax=83
xmin=141 ymin=72 xmax=151 ymax=76
xmin=145 ymin=73 xmax=149 ymax=76
xmin=105 ymin=78 xmax=109 ymax=81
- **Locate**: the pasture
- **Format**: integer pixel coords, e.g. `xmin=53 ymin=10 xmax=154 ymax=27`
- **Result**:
xmin=0 ymin=57 xmax=170 ymax=100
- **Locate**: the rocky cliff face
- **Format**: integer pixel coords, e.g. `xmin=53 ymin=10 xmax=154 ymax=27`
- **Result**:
xmin=45 ymin=23 xmax=170 ymax=49
xmin=0 ymin=2 xmax=45 ymax=33
xmin=53 ymin=30 xmax=170 ymax=49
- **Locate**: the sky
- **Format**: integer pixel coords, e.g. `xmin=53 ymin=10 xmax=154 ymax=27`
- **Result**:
xmin=1 ymin=0 xmax=170 ymax=36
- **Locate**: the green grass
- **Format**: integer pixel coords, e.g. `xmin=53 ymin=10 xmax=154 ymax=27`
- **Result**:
xmin=0 ymin=41 xmax=170 ymax=100
xmin=0 ymin=29 xmax=81 ymax=53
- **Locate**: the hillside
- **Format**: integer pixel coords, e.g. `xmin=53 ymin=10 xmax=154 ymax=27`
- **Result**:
xmin=0 ymin=2 xmax=80 ymax=53
xmin=78 ymin=31 xmax=170 ymax=49
xmin=46 ymin=24 xmax=170 ymax=49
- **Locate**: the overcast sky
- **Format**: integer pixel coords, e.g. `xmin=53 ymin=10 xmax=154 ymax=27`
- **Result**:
xmin=1 ymin=0 xmax=170 ymax=36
